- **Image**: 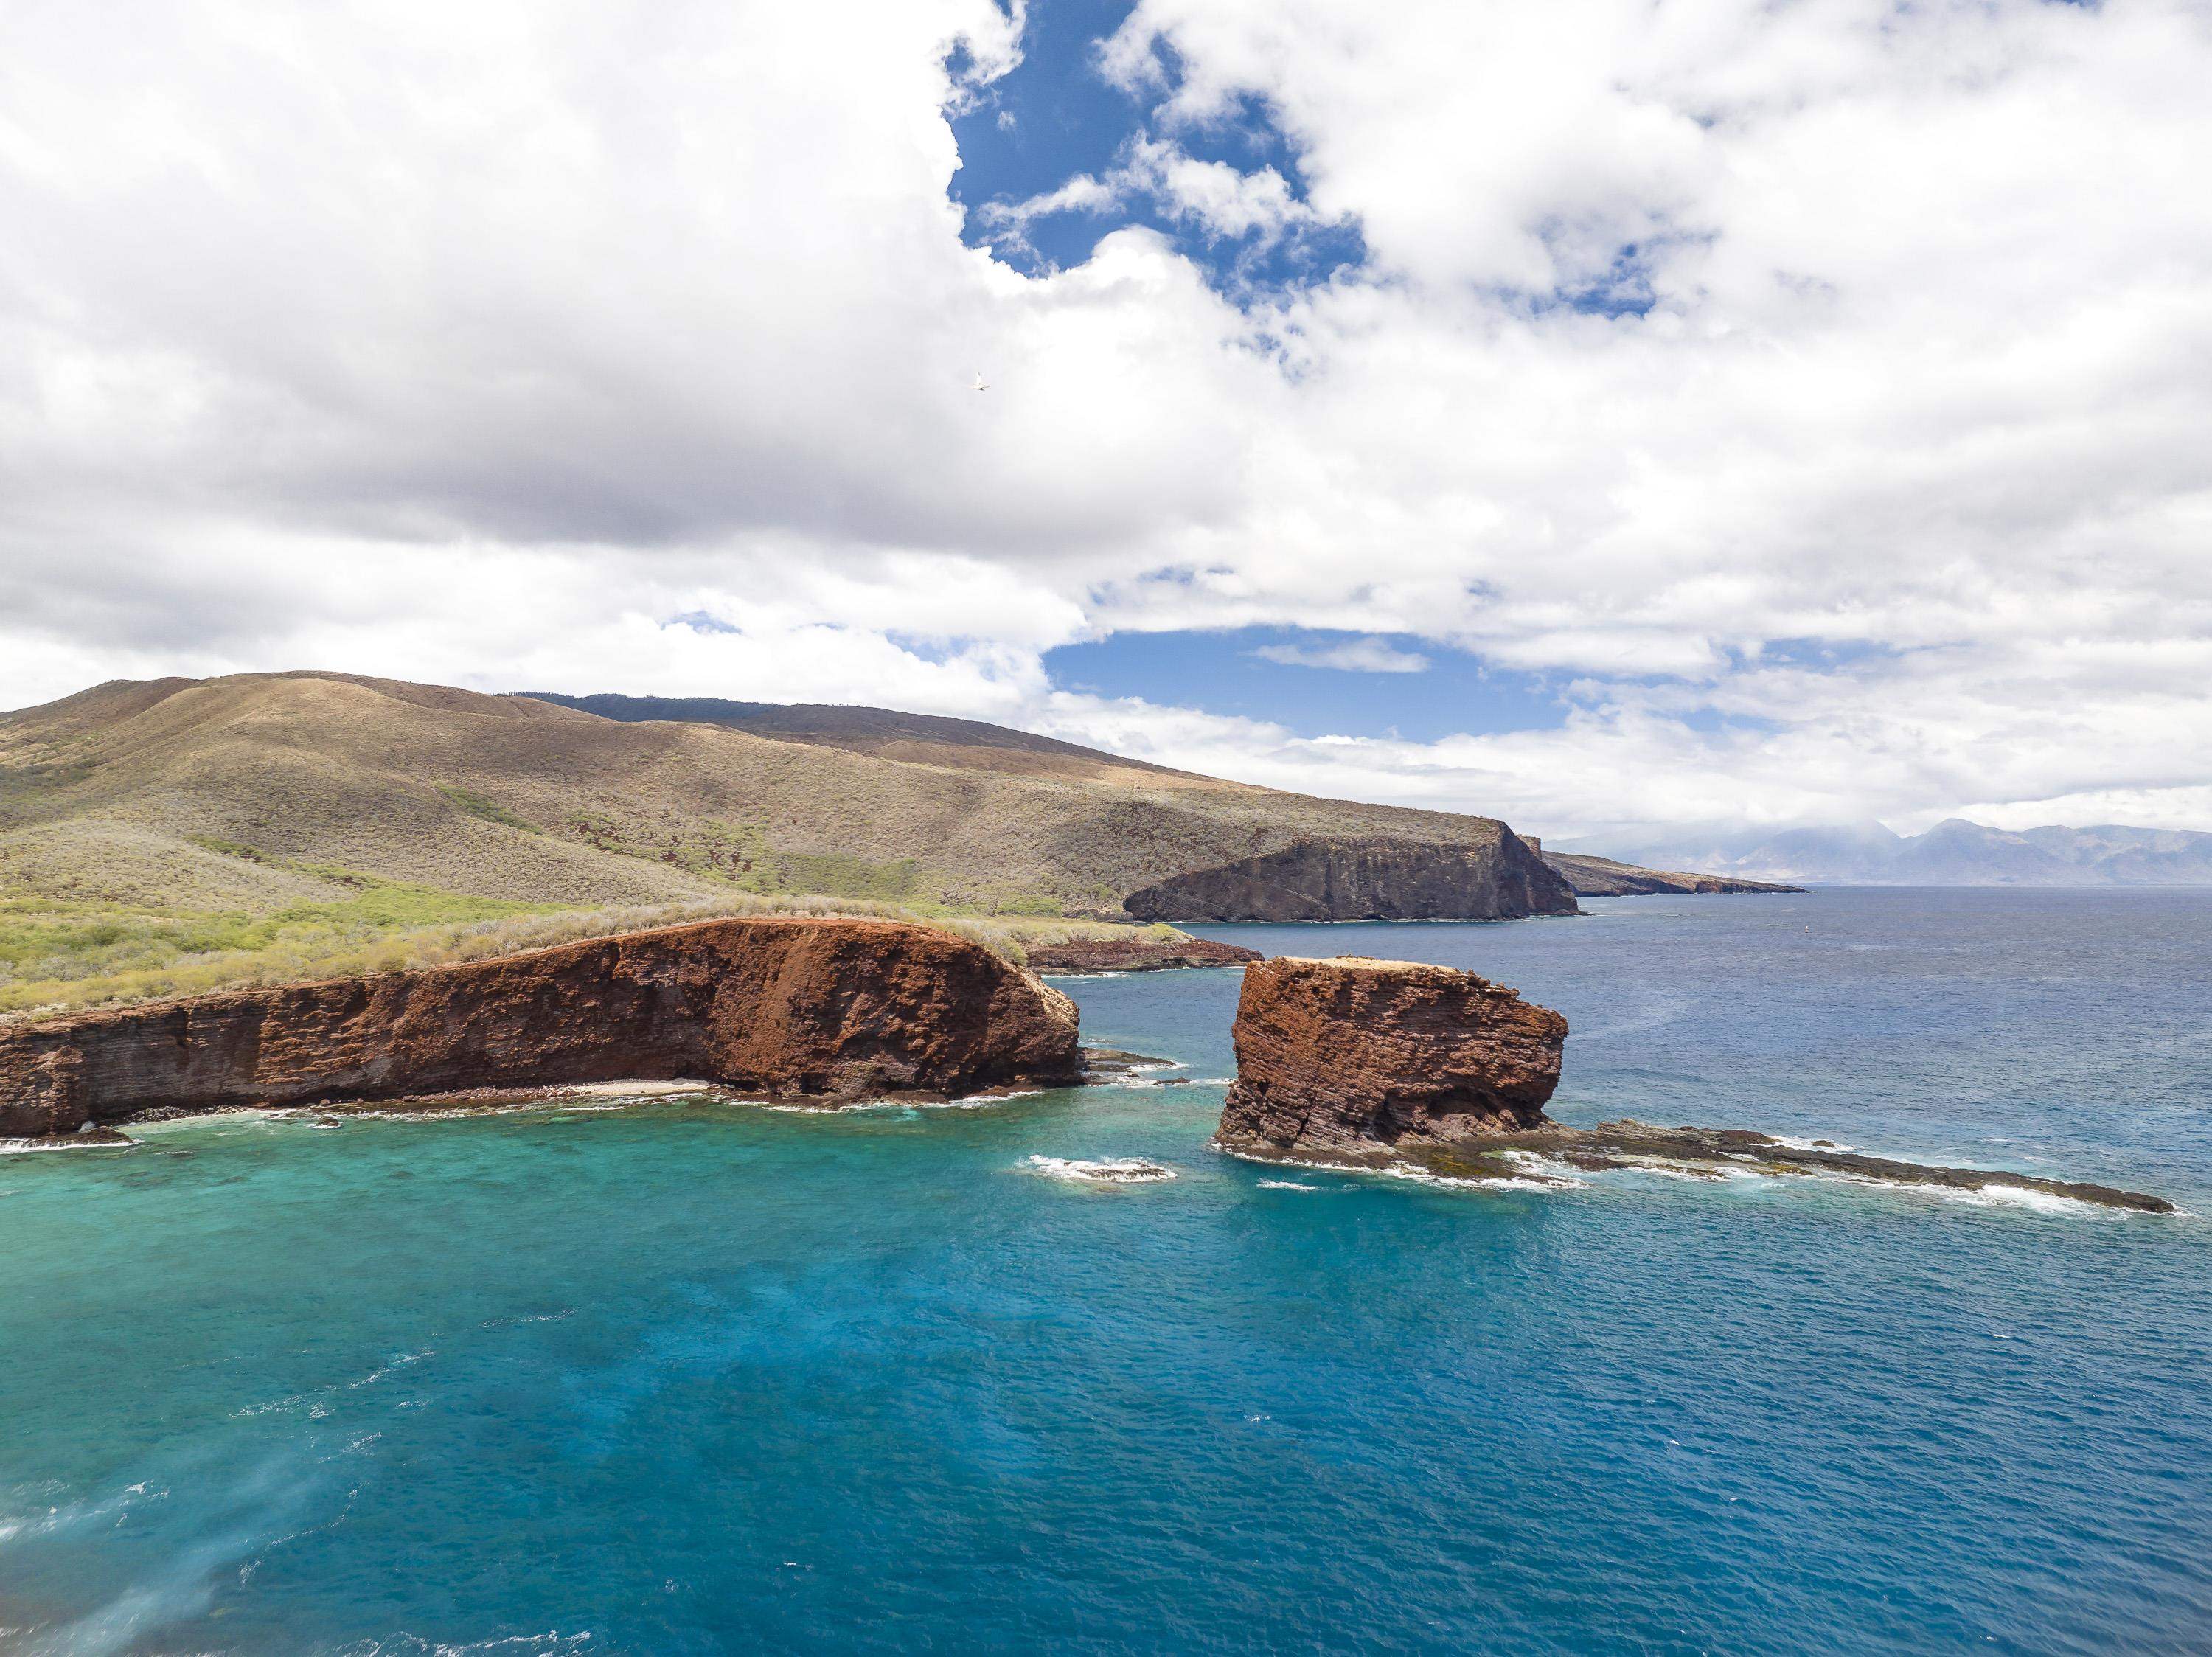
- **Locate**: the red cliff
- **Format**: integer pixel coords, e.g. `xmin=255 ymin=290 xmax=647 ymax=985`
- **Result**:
xmin=1215 ymin=956 xmax=1565 ymax=1159
xmin=0 ymin=917 xmax=1082 ymax=1136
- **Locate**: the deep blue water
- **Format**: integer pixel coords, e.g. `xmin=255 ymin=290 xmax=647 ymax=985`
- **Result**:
xmin=3 ymin=889 xmax=2209 ymax=1655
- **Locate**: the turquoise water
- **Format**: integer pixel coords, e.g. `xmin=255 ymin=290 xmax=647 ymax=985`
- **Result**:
xmin=3 ymin=889 xmax=2209 ymax=1655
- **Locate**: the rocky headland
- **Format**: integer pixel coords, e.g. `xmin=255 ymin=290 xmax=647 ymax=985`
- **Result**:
xmin=1539 ymin=850 xmax=1806 ymax=897
xmin=1025 ymin=934 xmax=1262 ymax=973
xmin=1121 ymin=833 xmax=1576 ymax=923
xmin=0 ymin=916 xmax=1082 ymax=1139
xmin=1214 ymin=955 xmax=2172 ymax=1214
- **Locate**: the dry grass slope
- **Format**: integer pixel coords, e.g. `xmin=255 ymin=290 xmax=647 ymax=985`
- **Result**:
xmin=0 ymin=670 xmax=1537 ymax=1018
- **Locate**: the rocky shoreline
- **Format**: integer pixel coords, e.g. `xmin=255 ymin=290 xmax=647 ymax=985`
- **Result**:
xmin=0 ymin=916 xmax=1082 ymax=1137
xmin=5 ymin=920 xmax=2174 ymax=1216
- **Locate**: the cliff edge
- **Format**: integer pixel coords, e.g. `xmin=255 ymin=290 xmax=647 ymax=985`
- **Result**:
xmin=0 ymin=917 xmax=1082 ymax=1136
xmin=1124 ymin=832 xmax=1576 ymax=923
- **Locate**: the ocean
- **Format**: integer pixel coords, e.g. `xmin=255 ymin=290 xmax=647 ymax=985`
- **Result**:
xmin=2 ymin=889 xmax=2208 ymax=1654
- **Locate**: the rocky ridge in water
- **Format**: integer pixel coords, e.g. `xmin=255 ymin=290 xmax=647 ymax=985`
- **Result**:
xmin=1214 ymin=954 xmax=2173 ymax=1214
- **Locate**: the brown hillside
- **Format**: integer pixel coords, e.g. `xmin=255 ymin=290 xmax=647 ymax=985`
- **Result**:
xmin=1 ymin=673 xmax=1566 ymax=924
xmin=519 ymin=692 xmax=1239 ymax=789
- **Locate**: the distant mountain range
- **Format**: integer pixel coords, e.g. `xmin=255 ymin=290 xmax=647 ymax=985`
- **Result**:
xmin=1571 ymin=819 xmax=2212 ymax=887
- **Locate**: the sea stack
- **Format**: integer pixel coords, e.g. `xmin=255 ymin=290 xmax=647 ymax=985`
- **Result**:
xmin=1215 ymin=955 xmax=1566 ymax=1161
xmin=0 ymin=916 xmax=1083 ymax=1137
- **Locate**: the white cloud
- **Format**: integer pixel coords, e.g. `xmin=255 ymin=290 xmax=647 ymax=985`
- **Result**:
xmin=975 ymin=135 xmax=1330 ymax=258
xmin=1251 ymin=638 xmax=1429 ymax=673
xmin=1 ymin=0 xmax=2208 ymax=841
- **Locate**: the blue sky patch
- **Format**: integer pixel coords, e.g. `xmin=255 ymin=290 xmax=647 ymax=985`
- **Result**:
xmin=950 ymin=1 xmax=1365 ymax=293
xmin=1045 ymin=627 xmax=1575 ymax=742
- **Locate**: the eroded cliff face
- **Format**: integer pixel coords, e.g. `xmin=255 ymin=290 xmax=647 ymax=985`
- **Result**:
xmin=1215 ymin=956 xmax=1566 ymax=1158
xmin=1121 ymin=833 xmax=1577 ymax=923
xmin=0 ymin=917 xmax=1082 ymax=1136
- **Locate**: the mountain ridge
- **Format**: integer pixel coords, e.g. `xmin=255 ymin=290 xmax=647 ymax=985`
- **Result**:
xmin=516 ymin=691 xmax=1233 ymax=790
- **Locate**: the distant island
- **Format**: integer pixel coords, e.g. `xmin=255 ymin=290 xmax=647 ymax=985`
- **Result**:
xmin=1579 ymin=819 xmax=2212 ymax=887
xmin=1533 ymin=848 xmax=1804 ymax=897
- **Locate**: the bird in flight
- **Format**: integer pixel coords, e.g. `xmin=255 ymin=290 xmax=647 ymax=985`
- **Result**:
xmin=972 ymin=372 xmax=989 ymax=392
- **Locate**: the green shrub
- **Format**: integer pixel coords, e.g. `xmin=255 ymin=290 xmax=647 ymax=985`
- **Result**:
xmin=437 ymin=786 xmax=541 ymax=834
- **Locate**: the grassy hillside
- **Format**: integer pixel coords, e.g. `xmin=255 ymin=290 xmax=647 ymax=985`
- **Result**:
xmin=522 ymin=692 xmax=1232 ymax=789
xmin=0 ymin=670 xmax=1549 ymax=1018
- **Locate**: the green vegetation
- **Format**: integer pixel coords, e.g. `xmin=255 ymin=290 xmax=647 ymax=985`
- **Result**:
xmin=185 ymin=834 xmax=271 ymax=862
xmin=0 ymin=875 xmax=1160 ymax=1021
xmin=439 ymin=786 xmax=542 ymax=834
xmin=755 ymin=852 xmax=922 ymax=903
xmin=0 ymin=860 xmax=561 ymax=1016
xmin=554 ymin=815 xmax=924 ymax=903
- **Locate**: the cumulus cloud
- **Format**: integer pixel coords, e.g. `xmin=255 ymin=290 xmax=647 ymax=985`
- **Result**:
xmin=1251 ymin=638 xmax=1430 ymax=673
xmin=975 ymin=135 xmax=1334 ymax=263
xmin=1 ymin=0 xmax=2208 ymax=839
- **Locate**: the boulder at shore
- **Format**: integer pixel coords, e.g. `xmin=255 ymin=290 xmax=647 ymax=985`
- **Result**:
xmin=1217 ymin=955 xmax=1566 ymax=1157
xmin=0 ymin=917 xmax=1082 ymax=1136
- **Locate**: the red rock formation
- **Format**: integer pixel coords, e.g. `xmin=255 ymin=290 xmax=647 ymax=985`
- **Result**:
xmin=1024 ymin=934 xmax=1261 ymax=973
xmin=1216 ymin=956 xmax=1565 ymax=1158
xmin=0 ymin=917 xmax=1081 ymax=1136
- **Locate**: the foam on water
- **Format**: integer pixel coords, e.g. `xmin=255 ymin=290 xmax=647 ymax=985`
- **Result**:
xmin=0 ymin=1138 xmax=133 ymax=1156
xmin=1833 ymin=1174 xmax=2111 ymax=1217
xmin=1379 ymin=1162 xmax=1579 ymax=1195
xmin=1022 ymin=1155 xmax=1176 ymax=1184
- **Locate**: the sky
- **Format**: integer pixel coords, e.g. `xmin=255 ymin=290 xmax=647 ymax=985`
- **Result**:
xmin=3 ymin=0 xmax=2209 ymax=844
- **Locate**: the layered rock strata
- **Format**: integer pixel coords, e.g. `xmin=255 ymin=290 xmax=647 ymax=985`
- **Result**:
xmin=1217 ymin=956 xmax=1567 ymax=1156
xmin=1025 ymin=934 xmax=1262 ymax=973
xmin=1121 ymin=833 xmax=1577 ymax=923
xmin=0 ymin=917 xmax=1082 ymax=1137
xmin=1213 ymin=954 xmax=2171 ymax=1214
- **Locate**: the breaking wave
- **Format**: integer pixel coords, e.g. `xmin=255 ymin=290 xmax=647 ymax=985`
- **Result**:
xmin=1022 ymin=1156 xmax=1177 ymax=1185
